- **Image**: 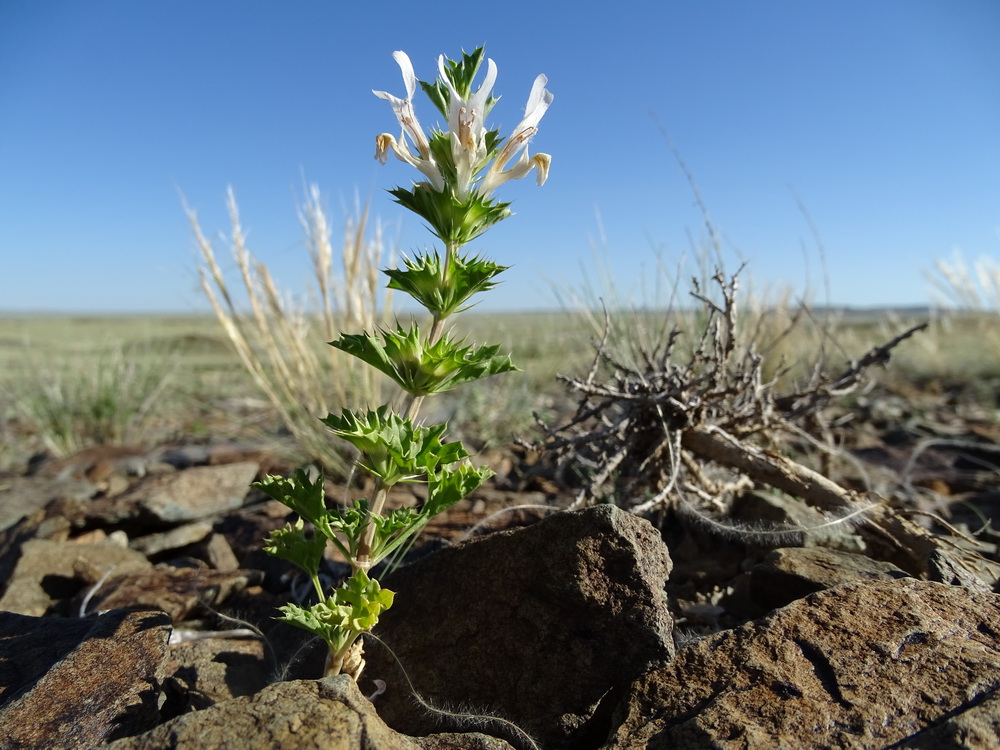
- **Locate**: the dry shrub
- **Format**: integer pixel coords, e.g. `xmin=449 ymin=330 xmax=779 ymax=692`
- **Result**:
xmin=539 ymin=265 xmax=1000 ymax=591
xmin=540 ymin=265 xmax=924 ymax=516
xmin=189 ymin=186 xmax=392 ymax=475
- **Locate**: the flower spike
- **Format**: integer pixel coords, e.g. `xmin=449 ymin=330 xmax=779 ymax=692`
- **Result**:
xmin=373 ymin=46 xmax=552 ymax=240
xmin=437 ymin=54 xmax=498 ymax=198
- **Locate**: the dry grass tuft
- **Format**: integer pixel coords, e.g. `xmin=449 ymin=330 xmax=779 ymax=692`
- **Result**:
xmin=188 ymin=186 xmax=392 ymax=475
xmin=927 ymin=247 xmax=1000 ymax=312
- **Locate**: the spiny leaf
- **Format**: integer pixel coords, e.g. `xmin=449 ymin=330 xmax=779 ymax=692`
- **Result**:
xmin=330 ymin=321 xmax=518 ymax=396
xmin=321 ymin=406 xmax=469 ymax=485
xmin=263 ymin=518 xmax=327 ymax=577
xmin=383 ymin=250 xmax=509 ymax=318
xmin=389 ymin=183 xmax=511 ymax=247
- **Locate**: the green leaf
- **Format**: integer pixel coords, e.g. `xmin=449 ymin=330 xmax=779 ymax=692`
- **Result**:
xmin=253 ymin=469 xmax=337 ymax=541
xmin=330 ymin=322 xmax=518 ymax=396
xmin=383 ymin=250 xmax=509 ymax=318
xmin=275 ymin=570 xmax=395 ymax=654
xmin=275 ymin=601 xmax=353 ymax=653
xmin=425 ymin=463 xmax=494 ymax=517
xmin=320 ymin=406 xmax=469 ymax=485
xmin=263 ymin=518 xmax=327 ymax=577
xmin=389 ymin=183 xmax=511 ymax=247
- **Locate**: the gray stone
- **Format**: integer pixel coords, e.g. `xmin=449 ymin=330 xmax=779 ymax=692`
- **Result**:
xmin=106 ymin=675 xmax=516 ymax=750
xmin=0 ymin=474 xmax=98 ymax=532
xmin=202 ymin=531 xmax=241 ymax=571
xmin=130 ymin=520 xmax=214 ymax=556
xmin=365 ymin=505 xmax=674 ymax=750
xmin=85 ymin=461 xmax=259 ymax=525
xmin=0 ymin=608 xmax=171 ymax=748
xmin=603 ymin=578 xmax=1000 ymax=749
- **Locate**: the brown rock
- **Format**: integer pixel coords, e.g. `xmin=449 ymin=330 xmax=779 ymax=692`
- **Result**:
xmin=727 ymin=545 xmax=912 ymax=617
xmin=28 ymin=444 xmax=152 ymax=481
xmin=897 ymin=690 xmax=1000 ymax=748
xmin=0 ymin=538 xmax=151 ymax=616
xmin=365 ymin=505 xmax=674 ymax=750
xmin=106 ymin=675 xmax=515 ymax=750
xmin=0 ymin=608 xmax=171 ymax=748
xmin=162 ymin=636 xmax=271 ymax=713
xmin=88 ymin=564 xmax=263 ymax=622
xmin=604 ymin=578 xmax=1000 ymax=749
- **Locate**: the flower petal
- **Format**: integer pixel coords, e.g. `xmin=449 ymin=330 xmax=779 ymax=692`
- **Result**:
xmin=374 ymin=51 xmax=432 ymax=160
xmin=391 ymin=50 xmax=417 ymax=100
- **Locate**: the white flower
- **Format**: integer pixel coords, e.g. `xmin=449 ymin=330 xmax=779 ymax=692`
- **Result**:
xmin=438 ymin=54 xmax=498 ymax=199
xmin=374 ymin=49 xmax=552 ymax=199
xmin=373 ymin=51 xmax=445 ymax=191
xmin=479 ymin=74 xmax=553 ymax=196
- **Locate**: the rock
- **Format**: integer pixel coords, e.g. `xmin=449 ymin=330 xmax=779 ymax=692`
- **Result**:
xmin=0 ymin=510 xmax=50 ymax=599
xmin=86 ymin=563 xmax=263 ymax=621
xmin=130 ymin=520 xmax=215 ymax=556
xmin=0 ymin=538 xmax=151 ymax=616
xmin=0 ymin=474 xmax=98 ymax=532
xmin=604 ymin=578 xmax=1000 ymax=749
xmin=161 ymin=636 xmax=271 ymax=713
xmin=27 ymin=444 xmax=154 ymax=481
xmin=897 ymin=690 xmax=1000 ymax=748
xmin=0 ymin=607 xmax=172 ymax=748
xmin=364 ymin=505 xmax=674 ymax=750
xmin=726 ymin=546 xmax=912 ymax=618
xmin=106 ymin=674 xmax=516 ymax=750
xmin=84 ymin=461 xmax=260 ymax=526
xmin=202 ymin=531 xmax=241 ymax=571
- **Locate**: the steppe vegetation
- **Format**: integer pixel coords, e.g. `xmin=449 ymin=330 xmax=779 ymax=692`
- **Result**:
xmin=3 ymin=288 xmax=1000 ymax=471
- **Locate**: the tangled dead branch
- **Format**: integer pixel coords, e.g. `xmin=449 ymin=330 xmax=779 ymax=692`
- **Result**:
xmin=537 ymin=269 xmax=992 ymax=591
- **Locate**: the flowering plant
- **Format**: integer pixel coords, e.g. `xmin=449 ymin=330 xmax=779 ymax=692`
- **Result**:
xmin=256 ymin=46 xmax=551 ymax=679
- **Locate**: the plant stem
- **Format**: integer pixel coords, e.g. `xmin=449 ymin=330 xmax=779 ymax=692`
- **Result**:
xmin=311 ymin=575 xmax=326 ymax=603
xmin=353 ymin=243 xmax=458 ymax=571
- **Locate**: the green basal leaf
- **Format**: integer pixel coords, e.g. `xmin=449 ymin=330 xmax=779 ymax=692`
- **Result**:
xmin=275 ymin=601 xmax=352 ymax=653
xmin=330 ymin=322 xmax=518 ymax=397
xmin=320 ymin=406 xmax=469 ymax=485
xmin=263 ymin=517 xmax=327 ymax=577
xmin=275 ymin=570 xmax=394 ymax=653
xmin=389 ymin=183 xmax=511 ymax=247
xmin=253 ymin=469 xmax=336 ymax=541
xmin=383 ymin=250 xmax=509 ymax=318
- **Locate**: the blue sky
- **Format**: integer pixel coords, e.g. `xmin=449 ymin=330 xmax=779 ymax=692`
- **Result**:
xmin=1 ymin=1 xmax=998 ymax=313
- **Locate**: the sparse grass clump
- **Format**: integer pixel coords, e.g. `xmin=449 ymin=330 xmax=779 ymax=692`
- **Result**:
xmin=3 ymin=339 xmax=177 ymax=457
